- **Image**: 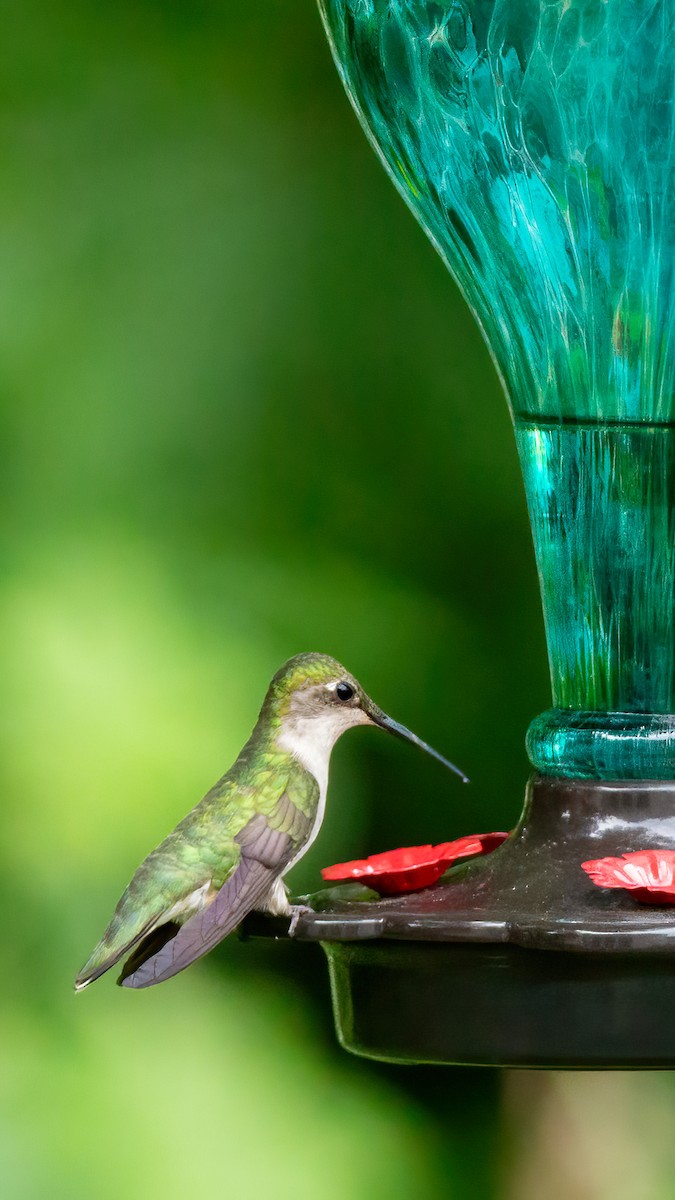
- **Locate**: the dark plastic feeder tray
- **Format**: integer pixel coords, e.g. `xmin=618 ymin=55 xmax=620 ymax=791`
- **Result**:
xmin=247 ymin=776 xmax=675 ymax=1068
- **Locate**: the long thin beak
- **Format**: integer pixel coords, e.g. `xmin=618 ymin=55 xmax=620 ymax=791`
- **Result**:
xmin=368 ymin=706 xmax=469 ymax=783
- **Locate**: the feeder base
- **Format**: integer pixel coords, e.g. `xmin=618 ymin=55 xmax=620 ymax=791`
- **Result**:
xmin=247 ymin=776 xmax=675 ymax=1067
xmin=323 ymin=940 xmax=675 ymax=1068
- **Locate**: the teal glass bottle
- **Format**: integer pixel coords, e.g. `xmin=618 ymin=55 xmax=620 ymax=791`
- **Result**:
xmin=320 ymin=0 xmax=675 ymax=779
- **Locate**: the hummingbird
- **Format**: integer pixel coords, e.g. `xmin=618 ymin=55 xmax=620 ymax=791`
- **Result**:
xmin=75 ymin=652 xmax=467 ymax=991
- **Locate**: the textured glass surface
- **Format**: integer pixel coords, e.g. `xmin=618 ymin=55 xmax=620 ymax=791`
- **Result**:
xmin=320 ymin=0 xmax=675 ymax=778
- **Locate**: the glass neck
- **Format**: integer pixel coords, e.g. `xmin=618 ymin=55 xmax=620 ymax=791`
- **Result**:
xmin=515 ymin=414 xmax=675 ymax=779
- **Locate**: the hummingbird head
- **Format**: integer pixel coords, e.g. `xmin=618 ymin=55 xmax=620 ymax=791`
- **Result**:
xmin=267 ymin=653 xmax=468 ymax=785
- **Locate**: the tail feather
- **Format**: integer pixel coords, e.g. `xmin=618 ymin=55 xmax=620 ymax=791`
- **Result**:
xmin=75 ymin=913 xmax=161 ymax=991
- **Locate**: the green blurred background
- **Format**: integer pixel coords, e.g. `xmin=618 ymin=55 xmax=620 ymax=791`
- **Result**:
xmin=3 ymin=2 xmax=675 ymax=1197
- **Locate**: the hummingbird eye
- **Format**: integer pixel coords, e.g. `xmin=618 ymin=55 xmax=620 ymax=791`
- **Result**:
xmin=336 ymin=682 xmax=354 ymax=702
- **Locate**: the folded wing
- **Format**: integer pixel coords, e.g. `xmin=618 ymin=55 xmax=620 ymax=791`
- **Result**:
xmin=119 ymin=810 xmax=301 ymax=988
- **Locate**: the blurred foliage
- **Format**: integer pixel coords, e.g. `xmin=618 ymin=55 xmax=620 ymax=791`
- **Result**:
xmin=4 ymin=2 xmax=673 ymax=1199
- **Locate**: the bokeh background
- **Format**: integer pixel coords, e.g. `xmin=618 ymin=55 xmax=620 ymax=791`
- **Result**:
xmin=3 ymin=2 xmax=675 ymax=1197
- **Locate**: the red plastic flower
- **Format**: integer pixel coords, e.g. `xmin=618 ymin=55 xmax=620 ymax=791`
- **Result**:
xmin=321 ymin=832 xmax=509 ymax=895
xmin=582 ymin=850 xmax=675 ymax=905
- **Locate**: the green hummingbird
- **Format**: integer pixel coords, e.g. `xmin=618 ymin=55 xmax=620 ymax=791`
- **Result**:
xmin=75 ymin=652 xmax=467 ymax=991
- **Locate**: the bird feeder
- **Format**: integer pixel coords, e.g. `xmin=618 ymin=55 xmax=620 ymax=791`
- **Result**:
xmin=253 ymin=0 xmax=675 ymax=1068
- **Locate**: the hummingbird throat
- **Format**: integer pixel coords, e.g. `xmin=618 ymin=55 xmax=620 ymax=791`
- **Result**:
xmin=276 ymin=709 xmax=369 ymax=795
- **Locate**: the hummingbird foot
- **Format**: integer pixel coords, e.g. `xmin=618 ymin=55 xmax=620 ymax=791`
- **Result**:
xmin=287 ymin=904 xmax=314 ymax=937
xmin=262 ymin=879 xmax=314 ymax=934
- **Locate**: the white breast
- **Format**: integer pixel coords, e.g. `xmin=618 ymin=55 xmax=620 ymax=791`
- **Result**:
xmin=276 ymin=716 xmax=339 ymax=873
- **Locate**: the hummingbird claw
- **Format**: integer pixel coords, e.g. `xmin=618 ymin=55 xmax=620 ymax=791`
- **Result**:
xmin=288 ymin=904 xmax=314 ymax=937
